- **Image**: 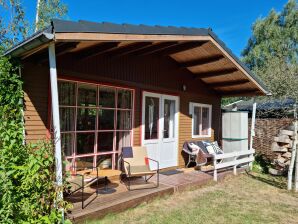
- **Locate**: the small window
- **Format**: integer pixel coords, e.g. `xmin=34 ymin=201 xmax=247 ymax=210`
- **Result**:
xmin=189 ymin=103 xmax=212 ymax=138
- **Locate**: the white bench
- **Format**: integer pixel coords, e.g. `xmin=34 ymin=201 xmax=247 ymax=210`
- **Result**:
xmin=213 ymin=149 xmax=255 ymax=181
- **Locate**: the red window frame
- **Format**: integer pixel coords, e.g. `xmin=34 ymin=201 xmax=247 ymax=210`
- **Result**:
xmin=49 ymin=78 xmax=135 ymax=170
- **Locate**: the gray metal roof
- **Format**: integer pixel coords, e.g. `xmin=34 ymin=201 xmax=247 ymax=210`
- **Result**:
xmin=3 ymin=19 xmax=270 ymax=94
xmin=223 ymin=98 xmax=296 ymax=111
xmin=52 ymin=19 xmax=211 ymax=35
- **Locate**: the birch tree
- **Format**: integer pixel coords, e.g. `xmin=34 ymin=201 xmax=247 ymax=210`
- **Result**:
xmin=241 ymin=0 xmax=298 ymax=190
xmin=0 ymin=0 xmax=28 ymax=49
xmin=35 ymin=0 xmax=68 ymax=31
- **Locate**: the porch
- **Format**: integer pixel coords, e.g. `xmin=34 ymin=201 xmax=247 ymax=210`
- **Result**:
xmin=68 ymin=167 xmax=242 ymax=223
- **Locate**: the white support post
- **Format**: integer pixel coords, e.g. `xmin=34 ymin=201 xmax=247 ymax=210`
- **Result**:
xmin=48 ymin=43 xmax=64 ymax=219
xmin=249 ymin=101 xmax=257 ymax=170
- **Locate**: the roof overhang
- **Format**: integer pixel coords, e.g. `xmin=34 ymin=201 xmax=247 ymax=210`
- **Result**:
xmin=4 ymin=19 xmax=270 ymax=97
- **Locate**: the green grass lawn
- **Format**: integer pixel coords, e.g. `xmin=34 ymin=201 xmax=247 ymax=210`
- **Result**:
xmin=88 ymin=172 xmax=298 ymax=224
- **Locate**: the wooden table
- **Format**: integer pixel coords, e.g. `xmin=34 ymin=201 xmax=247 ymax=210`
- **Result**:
xmin=94 ymin=169 xmax=122 ymax=194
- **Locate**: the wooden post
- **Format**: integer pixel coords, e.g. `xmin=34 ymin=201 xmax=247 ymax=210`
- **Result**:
xmin=48 ymin=43 xmax=64 ymax=220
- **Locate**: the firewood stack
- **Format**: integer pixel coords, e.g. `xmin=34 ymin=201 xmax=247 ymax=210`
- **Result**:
xmin=269 ymin=129 xmax=296 ymax=175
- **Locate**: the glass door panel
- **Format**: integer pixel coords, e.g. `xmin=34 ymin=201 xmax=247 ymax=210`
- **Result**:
xmin=144 ymin=96 xmax=160 ymax=140
xmin=163 ymin=99 xmax=175 ymax=139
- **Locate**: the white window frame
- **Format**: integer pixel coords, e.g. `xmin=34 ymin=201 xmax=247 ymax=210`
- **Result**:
xmin=189 ymin=102 xmax=212 ymax=138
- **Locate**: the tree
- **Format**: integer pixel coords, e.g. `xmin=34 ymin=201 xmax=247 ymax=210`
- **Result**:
xmin=35 ymin=0 xmax=68 ymax=31
xmin=241 ymin=0 xmax=298 ymax=101
xmin=0 ymin=0 xmax=28 ymax=49
xmin=241 ymin=0 xmax=298 ymax=191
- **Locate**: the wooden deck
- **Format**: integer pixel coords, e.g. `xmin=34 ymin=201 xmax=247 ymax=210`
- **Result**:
xmin=68 ymin=168 xmax=243 ymax=223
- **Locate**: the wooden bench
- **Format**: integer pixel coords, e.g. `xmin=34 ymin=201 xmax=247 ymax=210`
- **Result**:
xmin=213 ymin=149 xmax=255 ymax=181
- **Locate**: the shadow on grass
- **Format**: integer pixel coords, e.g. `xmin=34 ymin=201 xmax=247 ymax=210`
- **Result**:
xmin=246 ymin=170 xmax=287 ymax=190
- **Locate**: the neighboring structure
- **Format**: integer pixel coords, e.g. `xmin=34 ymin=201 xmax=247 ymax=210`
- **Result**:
xmin=5 ymin=19 xmax=269 ymax=171
xmin=223 ymin=98 xmax=295 ymax=118
xmin=223 ymin=99 xmax=295 ymax=159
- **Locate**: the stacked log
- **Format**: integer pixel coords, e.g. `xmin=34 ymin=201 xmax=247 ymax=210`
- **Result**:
xmin=269 ymin=129 xmax=295 ymax=175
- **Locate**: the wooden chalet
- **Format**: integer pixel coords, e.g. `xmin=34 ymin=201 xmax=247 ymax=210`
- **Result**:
xmin=5 ymin=19 xmax=270 ymax=173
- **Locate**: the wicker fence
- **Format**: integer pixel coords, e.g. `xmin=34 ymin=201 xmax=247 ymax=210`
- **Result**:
xmin=249 ymin=118 xmax=294 ymax=160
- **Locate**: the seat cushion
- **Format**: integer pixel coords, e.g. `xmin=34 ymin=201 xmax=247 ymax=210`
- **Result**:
xmin=196 ymin=141 xmax=209 ymax=154
xmin=126 ymin=165 xmax=156 ymax=176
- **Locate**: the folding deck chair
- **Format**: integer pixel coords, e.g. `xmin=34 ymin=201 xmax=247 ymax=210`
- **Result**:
xmin=118 ymin=146 xmax=159 ymax=190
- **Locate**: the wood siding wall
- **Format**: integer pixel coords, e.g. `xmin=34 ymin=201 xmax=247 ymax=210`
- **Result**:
xmin=23 ymin=64 xmax=49 ymax=141
xmin=22 ymin=53 xmax=221 ymax=167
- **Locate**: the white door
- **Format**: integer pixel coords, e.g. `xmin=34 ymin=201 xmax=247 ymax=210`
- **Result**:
xmin=142 ymin=92 xmax=179 ymax=169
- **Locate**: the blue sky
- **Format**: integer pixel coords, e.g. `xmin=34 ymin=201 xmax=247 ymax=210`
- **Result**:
xmin=22 ymin=0 xmax=286 ymax=57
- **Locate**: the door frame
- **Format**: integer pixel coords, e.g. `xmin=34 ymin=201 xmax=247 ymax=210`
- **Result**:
xmin=141 ymin=90 xmax=180 ymax=168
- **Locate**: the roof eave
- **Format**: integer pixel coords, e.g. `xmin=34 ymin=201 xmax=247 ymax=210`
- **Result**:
xmin=207 ymin=30 xmax=271 ymax=96
xmin=3 ymin=32 xmax=54 ymax=58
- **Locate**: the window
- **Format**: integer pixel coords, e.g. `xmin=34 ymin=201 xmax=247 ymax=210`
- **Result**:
xmin=189 ymin=103 xmax=212 ymax=138
xmin=57 ymin=80 xmax=134 ymax=170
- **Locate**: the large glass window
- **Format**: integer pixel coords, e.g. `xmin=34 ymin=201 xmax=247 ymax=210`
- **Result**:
xmin=190 ymin=103 xmax=212 ymax=138
xmin=57 ymin=80 xmax=133 ymax=170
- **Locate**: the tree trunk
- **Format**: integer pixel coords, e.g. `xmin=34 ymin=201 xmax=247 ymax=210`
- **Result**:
xmin=35 ymin=0 xmax=41 ymax=32
xmin=294 ymin=104 xmax=298 ymax=191
xmin=288 ymin=104 xmax=297 ymax=190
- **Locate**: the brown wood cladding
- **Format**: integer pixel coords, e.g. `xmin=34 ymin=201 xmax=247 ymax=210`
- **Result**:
xmin=22 ymin=64 xmax=49 ymax=142
xmin=23 ymin=52 xmax=221 ymax=167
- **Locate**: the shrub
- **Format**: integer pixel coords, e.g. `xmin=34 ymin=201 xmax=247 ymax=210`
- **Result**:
xmin=0 ymin=54 xmax=71 ymax=223
xmin=252 ymin=154 xmax=271 ymax=174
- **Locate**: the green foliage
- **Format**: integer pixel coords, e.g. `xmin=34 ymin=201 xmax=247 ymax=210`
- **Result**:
xmin=241 ymin=0 xmax=298 ymax=100
xmin=0 ymin=52 xmax=23 ymax=149
xmin=36 ymin=0 xmax=68 ymax=31
xmin=0 ymin=0 xmax=28 ymax=49
xmin=0 ymin=54 xmax=71 ymax=223
xmin=252 ymin=154 xmax=271 ymax=174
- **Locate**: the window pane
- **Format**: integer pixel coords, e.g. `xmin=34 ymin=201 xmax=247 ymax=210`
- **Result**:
xmin=61 ymin=133 xmax=73 ymax=156
xmin=76 ymin=133 xmax=95 ymax=155
xmin=202 ymin=107 xmax=210 ymax=135
xmin=117 ymin=110 xmax=132 ymax=130
xmin=117 ymin=89 xmax=132 ymax=109
xmin=76 ymin=156 xmax=94 ymax=169
xmin=99 ymin=86 xmax=115 ymax=108
xmin=145 ymin=96 xmax=159 ymax=140
xmin=78 ymin=83 xmax=97 ymax=107
xmin=193 ymin=106 xmax=201 ymax=136
xmin=77 ymin=108 xmax=96 ymax=130
xmin=96 ymin=155 xmax=112 ymax=170
xmin=116 ymin=131 xmax=131 ymax=151
xmin=99 ymin=109 xmax=115 ymax=130
xmin=98 ymin=132 xmax=114 ymax=152
xmin=58 ymin=81 xmax=76 ymax=106
xmin=59 ymin=107 xmax=75 ymax=131
xmin=163 ymin=99 xmax=175 ymax=139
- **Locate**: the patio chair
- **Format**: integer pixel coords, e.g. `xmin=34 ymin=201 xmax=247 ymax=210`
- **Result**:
xmin=66 ymin=162 xmax=99 ymax=209
xmin=182 ymin=142 xmax=208 ymax=167
xmin=118 ymin=146 xmax=159 ymax=190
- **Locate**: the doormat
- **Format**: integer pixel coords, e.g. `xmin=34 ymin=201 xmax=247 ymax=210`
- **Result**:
xmin=160 ymin=169 xmax=183 ymax=176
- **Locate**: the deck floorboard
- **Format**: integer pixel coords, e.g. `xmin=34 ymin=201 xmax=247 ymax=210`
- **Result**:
xmin=68 ymin=168 xmax=241 ymax=223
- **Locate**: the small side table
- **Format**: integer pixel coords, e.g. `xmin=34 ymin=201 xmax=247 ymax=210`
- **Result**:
xmin=95 ymin=169 xmax=122 ymax=194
